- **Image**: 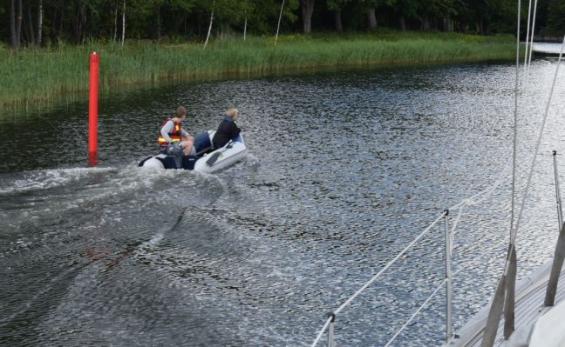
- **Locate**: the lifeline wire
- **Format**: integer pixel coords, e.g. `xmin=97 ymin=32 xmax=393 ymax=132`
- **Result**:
xmin=509 ymin=0 xmax=522 ymax=243
xmin=310 ymin=2 xmax=554 ymax=344
xmin=310 ymin=212 xmax=447 ymax=347
xmin=310 ymin=24 xmax=526 ymax=340
xmin=450 ymin=158 xmax=512 ymax=210
xmin=385 ymin=267 xmax=465 ymax=347
xmin=310 ymin=155 xmax=512 ymax=346
xmin=384 ymin=279 xmax=448 ymax=347
xmin=311 ymin=316 xmax=333 ymax=347
xmin=333 ymin=212 xmax=447 ymax=316
xmin=509 ymin=37 xmax=565 ymax=249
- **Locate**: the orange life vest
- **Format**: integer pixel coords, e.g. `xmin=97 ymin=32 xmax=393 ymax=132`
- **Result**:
xmin=158 ymin=118 xmax=183 ymax=146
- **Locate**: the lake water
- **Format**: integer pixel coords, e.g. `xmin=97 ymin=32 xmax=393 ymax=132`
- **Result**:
xmin=1 ymin=61 xmax=565 ymax=346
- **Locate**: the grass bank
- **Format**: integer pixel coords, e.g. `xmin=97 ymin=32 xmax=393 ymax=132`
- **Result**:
xmin=0 ymin=32 xmax=515 ymax=112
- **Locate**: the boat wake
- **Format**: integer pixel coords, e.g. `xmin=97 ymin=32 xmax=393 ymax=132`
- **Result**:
xmin=0 ymin=167 xmax=117 ymax=195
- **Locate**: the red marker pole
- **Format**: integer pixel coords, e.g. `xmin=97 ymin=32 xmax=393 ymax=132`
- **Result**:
xmin=88 ymin=52 xmax=100 ymax=166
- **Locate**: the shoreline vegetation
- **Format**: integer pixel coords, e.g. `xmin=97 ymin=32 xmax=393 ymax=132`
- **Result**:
xmin=0 ymin=32 xmax=516 ymax=112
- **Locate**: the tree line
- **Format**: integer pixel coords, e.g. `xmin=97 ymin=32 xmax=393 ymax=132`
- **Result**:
xmin=1 ymin=0 xmax=564 ymax=48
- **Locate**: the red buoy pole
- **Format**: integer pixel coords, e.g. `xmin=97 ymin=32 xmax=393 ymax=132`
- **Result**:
xmin=88 ymin=52 xmax=100 ymax=166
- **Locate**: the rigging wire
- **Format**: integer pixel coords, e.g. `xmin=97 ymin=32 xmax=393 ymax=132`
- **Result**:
xmin=311 ymin=7 xmax=565 ymax=345
xmin=310 ymin=7 xmax=565 ymax=347
xmin=527 ymin=0 xmax=540 ymax=69
xmin=310 ymin=156 xmax=512 ymax=346
xmin=508 ymin=38 xmax=565 ymax=250
xmin=523 ymin=0 xmax=534 ymax=70
xmin=509 ymin=0 xmax=522 ymax=243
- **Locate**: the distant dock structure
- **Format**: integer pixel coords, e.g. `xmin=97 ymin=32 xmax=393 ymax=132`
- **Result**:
xmin=531 ymin=42 xmax=563 ymax=55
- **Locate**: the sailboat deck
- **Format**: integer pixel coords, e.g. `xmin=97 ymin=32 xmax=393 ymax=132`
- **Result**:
xmin=450 ymin=262 xmax=565 ymax=346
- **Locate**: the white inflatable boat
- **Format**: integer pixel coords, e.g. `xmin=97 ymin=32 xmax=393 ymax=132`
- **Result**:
xmin=139 ymin=130 xmax=247 ymax=174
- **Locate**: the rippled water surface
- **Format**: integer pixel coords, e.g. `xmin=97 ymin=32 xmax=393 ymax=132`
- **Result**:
xmin=2 ymin=61 xmax=565 ymax=346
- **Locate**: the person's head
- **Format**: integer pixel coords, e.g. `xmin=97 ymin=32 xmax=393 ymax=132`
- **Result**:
xmin=173 ymin=106 xmax=187 ymax=121
xmin=225 ymin=108 xmax=239 ymax=121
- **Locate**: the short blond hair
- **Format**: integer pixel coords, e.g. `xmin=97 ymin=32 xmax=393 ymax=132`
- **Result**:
xmin=225 ymin=108 xmax=239 ymax=118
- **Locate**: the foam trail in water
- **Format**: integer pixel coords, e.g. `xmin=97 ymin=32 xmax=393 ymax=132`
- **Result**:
xmin=0 ymin=208 xmax=186 ymax=327
xmin=0 ymin=167 xmax=116 ymax=195
xmin=0 ymin=264 xmax=84 ymax=326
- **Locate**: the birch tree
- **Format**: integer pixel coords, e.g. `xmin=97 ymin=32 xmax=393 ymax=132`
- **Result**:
xmin=203 ymin=0 xmax=214 ymax=49
xmin=0 ymin=0 xmax=532 ymax=45
xmin=275 ymin=0 xmax=285 ymax=44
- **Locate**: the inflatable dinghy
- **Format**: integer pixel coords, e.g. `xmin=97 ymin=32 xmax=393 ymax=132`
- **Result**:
xmin=139 ymin=130 xmax=247 ymax=174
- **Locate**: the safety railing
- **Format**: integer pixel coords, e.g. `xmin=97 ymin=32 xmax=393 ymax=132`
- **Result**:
xmin=310 ymin=30 xmax=565 ymax=347
xmin=481 ymin=36 xmax=565 ymax=344
xmin=310 ymin=158 xmax=512 ymax=347
xmin=310 ymin=148 xmax=564 ymax=347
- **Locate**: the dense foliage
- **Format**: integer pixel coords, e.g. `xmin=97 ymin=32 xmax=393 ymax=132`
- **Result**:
xmin=1 ymin=0 xmax=563 ymax=48
xmin=0 ymin=32 xmax=515 ymax=111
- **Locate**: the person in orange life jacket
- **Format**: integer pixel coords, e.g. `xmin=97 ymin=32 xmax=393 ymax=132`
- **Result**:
xmin=212 ymin=108 xmax=241 ymax=149
xmin=158 ymin=106 xmax=195 ymax=156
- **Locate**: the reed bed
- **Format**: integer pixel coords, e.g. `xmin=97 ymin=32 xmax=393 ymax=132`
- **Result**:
xmin=0 ymin=32 xmax=515 ymax=111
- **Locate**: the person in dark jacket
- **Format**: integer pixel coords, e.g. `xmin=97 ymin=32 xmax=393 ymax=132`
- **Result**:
xmin=212 ymin=108 xmax=241 ymax=149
